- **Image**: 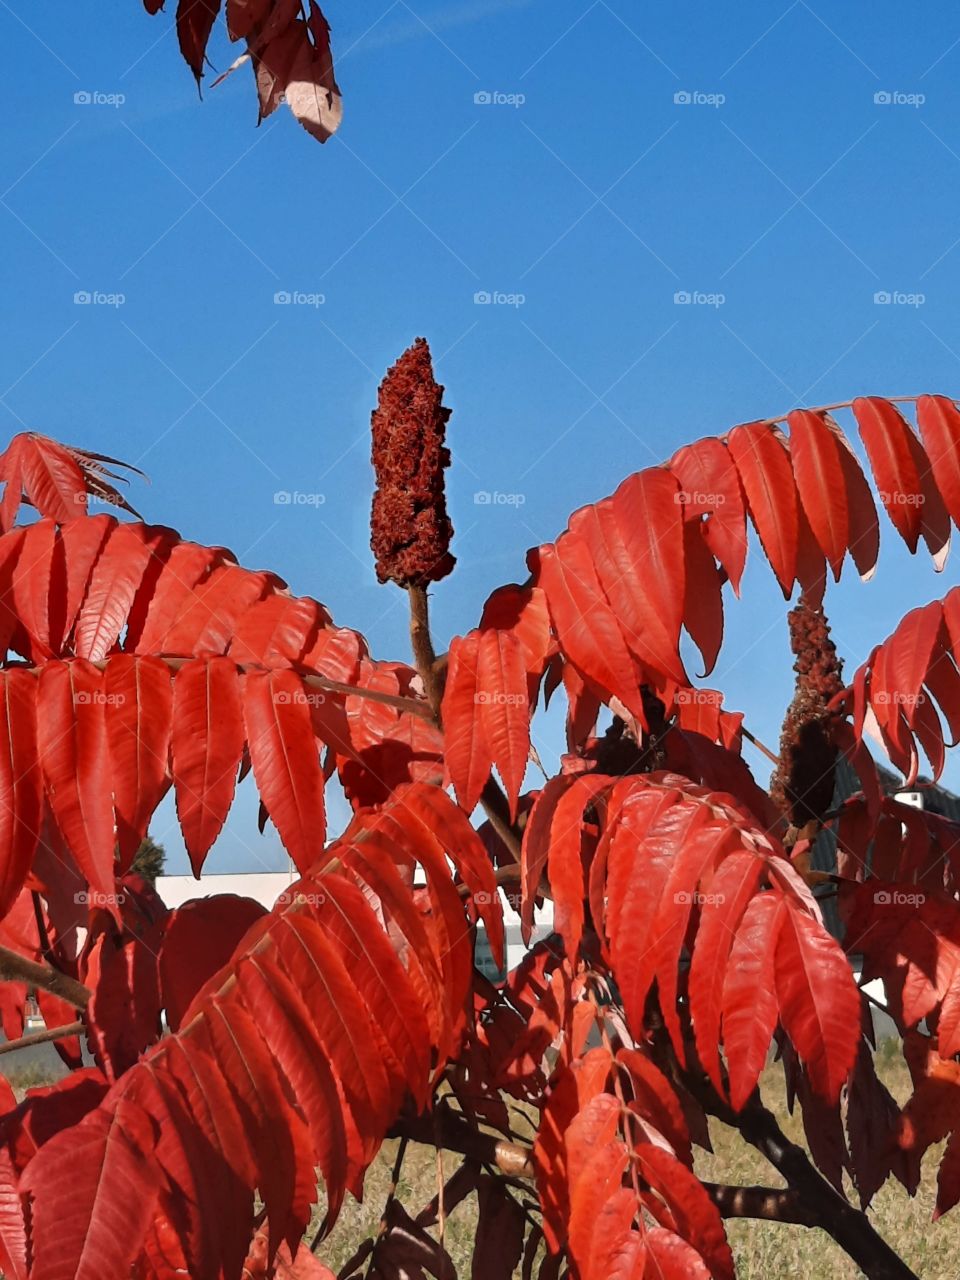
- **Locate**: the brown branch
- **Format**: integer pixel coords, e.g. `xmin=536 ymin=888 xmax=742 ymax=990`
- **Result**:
xmin=87 ymin=656 xmax=435 ymax=721
xmin=479 ymin=778 xmax=523 ymax=865
xmin=405 ymin=586 xmax=526 ymax=862
xmin=761 ymin=395 xmax=928 ymax=428
xmin=0 ymin=946 xmax=90 ymax=1009
xmin=0 ymin=1020 xmax=84 ymax=1056
xmin=407 ymin=585 xmax=443 ymax=717
xmin=704 ymin=1182 xmax=816 ymax=1226
xmin=740 ymin=725 xmax=780 ymax=767
xmin=389 ymin=1109 xmax=535 ymax=1180
xmin=687 ymin=1072 xmax=918 ymax=1280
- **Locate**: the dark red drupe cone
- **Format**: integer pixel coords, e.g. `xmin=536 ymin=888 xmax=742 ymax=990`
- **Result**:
xmin=370 ymin=337 xmax=455 ymax=588
xmin=769 ymin=604 xmax=845 ymax=827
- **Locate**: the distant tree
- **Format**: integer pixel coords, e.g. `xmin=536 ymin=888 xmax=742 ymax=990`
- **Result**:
xmin=129 ymin=836 xmax=165 ymax=885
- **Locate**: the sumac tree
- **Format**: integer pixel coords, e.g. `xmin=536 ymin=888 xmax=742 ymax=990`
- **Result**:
xmin=0 ymin=348 xmax=957 ymax=1279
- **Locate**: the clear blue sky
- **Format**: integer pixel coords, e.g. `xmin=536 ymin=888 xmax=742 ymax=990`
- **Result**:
xmin=3 ymin=1 xmax=960 ymax=872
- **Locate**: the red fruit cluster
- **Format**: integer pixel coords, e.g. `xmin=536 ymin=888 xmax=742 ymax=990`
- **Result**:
xmin=370 ymin=337 xmax=455 ymax=587
xmin=769 ymin=604 xmax=845 ymax=827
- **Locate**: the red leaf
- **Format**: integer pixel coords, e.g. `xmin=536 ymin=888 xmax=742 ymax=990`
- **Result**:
xmin=37 ymin=660 xmax=117 ymax=912
xmin=721 ymin=892 xmax=781 ymax=1109
xmin=282 ymin=3 xmax=342 ymax=143
xmin=727 ymin=422 xmax=798 ymax=596
xmin=17 ymin=435 xmax=87 ymax=523
xmin=681 ymin=520 xmax=724 ymax=677
xmin=570 ymin=472 xmax=688 ymax=686
xmin=53 ymin=516 xmax=114 ymax=652
xmin=853 ymin=397 xmax=924 ymax=553
xmin=669 ymin=437 xmax=747 ymax=594
xmin=158 ymin=894 xmax=266 ymax=1031
xmin=104 ymin=655 xmax=173 ymax=870
xmin=442 ymin=632 xmax=491 ymax=814
xmin=787 ymin=409 xmax=849 ymax=580
xmin=22 ymin=1095 xmax=161 ymax=1280
xmin=774 ymin=897 xmax=860 ymax=1101
xmin=0 ymin=1148 xmax=25 ymax=1280
xmin=476 ymin=628 xmax=529 ymax=820
xmin=0 ymin=671 xmax=41 ymax=918
xmin=176 ymin=0 xmax=222 ymax=82
xmin=74 ymin=523 xmax=172 ymax=661
xmin=691 ymin=855 xmax=768 ymax=1095
xmin=171 ymin=657 xmax=245 ymax=875
xmin=538 ymin=536 xmax=645 ymax=721
xmin=918 ymin=394 xmax=960 ymax=530
xmin=161 ymin=564 xmax=270 ymax=657
xmin=635 ymin=1144 xmax=734 ymax=1280
xmin=242 ymin=669 xmax=326 ymax=873
xmin=831 ymin=423 xmax=879 ymax=580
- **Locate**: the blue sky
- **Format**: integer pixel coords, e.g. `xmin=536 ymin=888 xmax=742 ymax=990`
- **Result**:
xmin=3 ymin=1 xmax=960 ymax=872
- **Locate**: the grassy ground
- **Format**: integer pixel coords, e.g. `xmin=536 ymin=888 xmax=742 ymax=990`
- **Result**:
xmin=5 ymin=1041 xmax=959 ymax=1276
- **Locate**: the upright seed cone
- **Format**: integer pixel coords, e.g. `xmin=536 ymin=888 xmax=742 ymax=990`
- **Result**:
xmin=370 ymin=337 xmax=455 ymax=587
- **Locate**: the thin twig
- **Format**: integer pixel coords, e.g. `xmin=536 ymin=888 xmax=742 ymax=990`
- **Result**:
xmin=741 ymin=725 xmax=780 ymax=766
xmin=0 ymin=946 xmax=90 ymax=1009
xmin=0 ymin=1020 xmax=83 ymax=1056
